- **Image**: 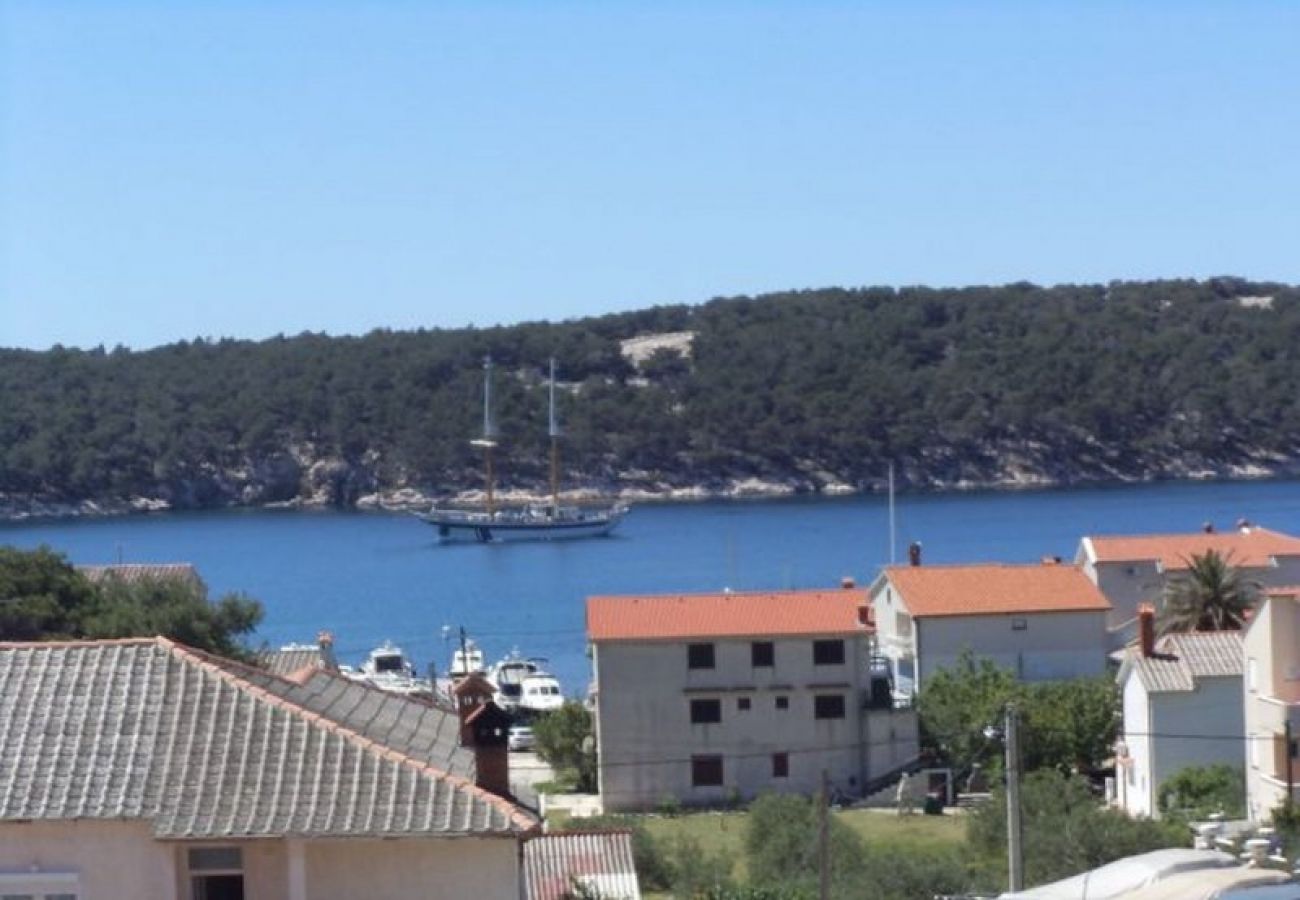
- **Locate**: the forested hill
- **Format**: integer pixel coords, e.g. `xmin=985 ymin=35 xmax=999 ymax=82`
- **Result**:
xmin=5 ymin=277 xmax=1300 ymax=516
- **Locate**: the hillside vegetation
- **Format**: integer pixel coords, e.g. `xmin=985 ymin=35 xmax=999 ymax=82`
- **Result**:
xmin=4 ymin=277 xmax=1300 ymax=513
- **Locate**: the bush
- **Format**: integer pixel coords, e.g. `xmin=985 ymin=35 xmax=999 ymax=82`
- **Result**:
xmin=533 ymin=702 xmax=597 ymax=793
xmin=1157 ymin=764 xmax=1245 ymax=820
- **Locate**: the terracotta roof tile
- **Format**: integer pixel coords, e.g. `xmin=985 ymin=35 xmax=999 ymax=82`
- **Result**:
xmin=586 ymin=588 xmax=869 ymax=641
xmin=1122 ymin=631 xmax=1244 ymax=693
xmin=879 ymin=564 xmax=1111 ymax=618
xmin=1085 ymin=527 xmax=1300 ymax=570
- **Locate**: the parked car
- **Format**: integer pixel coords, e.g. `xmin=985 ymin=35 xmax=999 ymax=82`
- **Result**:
xmin=508 ymin=724 xmax=535 ymax=751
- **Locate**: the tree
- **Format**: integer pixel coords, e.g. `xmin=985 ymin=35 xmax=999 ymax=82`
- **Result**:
xmin=917 ymin=651 xmax=1018 ymax=779
xmin=1019 ymin=677 xmax=1118 ymax=775
xmin=1159 ymin=550 xmax=1260 ymax=635
xmin=744 ymin=794 xmax=867 ymax=899
xmin=968 ymin=770 xmax=1186 ymax=888
xmin=0 ymin=545 xmax=262 ymax=658
xmin=1157 ymin=764 xmax=1245 ymax=820
xmin=533 ymin=701 xmax=598 ymax=792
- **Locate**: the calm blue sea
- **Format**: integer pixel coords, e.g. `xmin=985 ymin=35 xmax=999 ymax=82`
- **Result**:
xmin=5 ymin=479 xmax=1300 ymax=692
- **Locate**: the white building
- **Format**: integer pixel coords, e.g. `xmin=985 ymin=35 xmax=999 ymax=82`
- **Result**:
xmin=1076 ymin=525 xmax=1300 ymax=647
xmin=1115 ymin=608 xmax=1244 ymax=819
xmin=587 ymin=586 xmax=919 ymax=812
xmin=1244 ymin=586 xmax=1300 ymax=821
xmin=869 ymin=561 xmax=1111 ymax=697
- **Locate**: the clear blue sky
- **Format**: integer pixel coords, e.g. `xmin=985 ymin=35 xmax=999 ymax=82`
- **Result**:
xmin=2 ymin=2 xmax=1298 ymax=350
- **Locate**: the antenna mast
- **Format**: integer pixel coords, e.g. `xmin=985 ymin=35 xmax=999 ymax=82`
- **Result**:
xmin=548 ymin=357 xmax=561 ymax=511
xmin=888 ymin=462 xmax=897 ymax=564
xmin=470 ymin=355 xmax=498 ymax=517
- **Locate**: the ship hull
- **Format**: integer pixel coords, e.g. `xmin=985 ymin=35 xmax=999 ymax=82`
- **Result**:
xmin=421 ymin=507 xmax=627 ymax=543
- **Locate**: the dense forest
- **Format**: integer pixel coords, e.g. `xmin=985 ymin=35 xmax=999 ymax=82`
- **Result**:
xmin=4 ymin=277 xmax=1300 ymax=515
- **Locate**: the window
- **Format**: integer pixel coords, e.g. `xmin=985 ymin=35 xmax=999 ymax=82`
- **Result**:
xmin=188 ymin=847 xmax=244 ymax=900
xmin=775 ymin=696 xmax=789 ymax=710
xmin=690 ymin=698 xmax=722 ymax=724
xmin=1011 ymin=618 xmax=1027 ymax=631
xmin=692 ymin=755 xmax=724 ymax=787
xmin=737 ymin=697 xmax=751 ymax=712
xmin=772 ymin=752 xmax=789 ymax=778
xmin=0 ymin=875 xmax=79 ymax=900
xmin=813 ymin=639 xmax=845 ymax=666
xmin=751 ymin=641 xmax=775 ymax=668
xmin=688 ymin=643 xmax=715 ymax=670
xmin=814 ymin=694 xmax=846 ymax=720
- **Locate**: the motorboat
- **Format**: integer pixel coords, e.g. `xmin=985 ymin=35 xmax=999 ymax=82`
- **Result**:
xmin=349 ymin=641 xmax=432 ymax=698
xmin=518 ymin=670 xmax=564 ymax=714
xmin=449 ymin=638 xmax=486 ymax=677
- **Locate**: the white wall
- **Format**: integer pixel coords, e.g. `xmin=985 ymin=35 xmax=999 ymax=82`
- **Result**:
xmin=0 ymin=820 xmax=177 ymax=899
xmin=1120 ymin=673 xmax=1154 ymax=818
xmin=915 ymin=611 xmax=1108 ymax=688
xmin=302 ymin=837 xmax=520 ymax=900
xmin=1149 ymin=677 xmax=1245 ymax=818
xmin=1245 ymin=596 xmax=1300 ymax=821
xmin=594 ymin=631 xmax=913 ymax=811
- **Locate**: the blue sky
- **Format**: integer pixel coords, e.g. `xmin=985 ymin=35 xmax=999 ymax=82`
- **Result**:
xmin=2 ymin=2 xmax=1298 ymax=350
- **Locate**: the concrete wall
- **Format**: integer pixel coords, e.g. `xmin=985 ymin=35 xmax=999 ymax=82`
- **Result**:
xmin=1149 ymin=677 xmax=1245 ymax=818
xmin=1245 ymin=595 xmax=1300 ymax=821
xmin=595 ymin=632 xmax=904 ymax=811
xmin=302 ymin=837 xmax=520 ymax=900
xmin=0 ymin=820 xmax=177 ymax=898
xmin=915 ymin=611 xmax=1108 ymax=688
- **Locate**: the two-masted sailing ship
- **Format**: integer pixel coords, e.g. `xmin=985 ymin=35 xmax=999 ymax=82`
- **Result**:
xmin=420 ymin=357 xmax=629 ymax=542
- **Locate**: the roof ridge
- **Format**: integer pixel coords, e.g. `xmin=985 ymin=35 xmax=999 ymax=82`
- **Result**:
xmin=161 ymin=639 xmax=538 ymax=834
xmin=883 ymin=562 xmax=1082 ymax=571
xmin=0 ymin=637 xmax=161 ymax=650
xmin=588 ymin=587 xmax=865 ymax=600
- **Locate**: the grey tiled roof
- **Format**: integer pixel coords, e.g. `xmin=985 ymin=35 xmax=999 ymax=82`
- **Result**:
xmin=0 ymin=639 xmax=536 ymax=839
xmin=255 ymin=645 xmax=326 ymax=677
xmin=78 ymin=563 xmax=201 ymax=586
xmin=1125 ymin=631 xmax=1244 ymax=693
xmin=524 ymin=831 xmax=642 ymax=900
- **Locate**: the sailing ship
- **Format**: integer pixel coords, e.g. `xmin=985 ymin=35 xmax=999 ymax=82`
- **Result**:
xmin=421 ymin=356 xmax=629 ymax=542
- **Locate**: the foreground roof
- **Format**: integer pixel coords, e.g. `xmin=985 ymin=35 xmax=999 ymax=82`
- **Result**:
xmin=0 ymin=638 xmax=535 ymax=839
xmin=586 ymin=588 xmax=868 ymax=641
xmin=879 ymin=563 xmax=1111 ymax=618
xmin=1121 ymin=631 xmax=1244 ymax=693
xmin=524 ymin=831 xmax=641 ymax=900
xmin=1082 ymin=527 xmax=1300 ymax=570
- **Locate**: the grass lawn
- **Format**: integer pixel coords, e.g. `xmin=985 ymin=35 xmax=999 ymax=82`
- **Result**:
xmin=626 ymin=808 xmax=967 ymax=894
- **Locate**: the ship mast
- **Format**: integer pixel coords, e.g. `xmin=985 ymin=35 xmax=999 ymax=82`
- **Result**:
xmin=470 ymin=355 xmax=498 ymax=517
xmin=548 ymin=357 xmax=561 ymax=512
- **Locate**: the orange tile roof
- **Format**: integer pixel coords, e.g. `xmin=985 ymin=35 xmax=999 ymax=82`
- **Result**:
xmin=880 ymin=563 xmax=1110 ymax=618
xmin=1086 ymin=527 xmax=1300 ymax=569
xmin=586 ymin=588 xmax=869 ymax=641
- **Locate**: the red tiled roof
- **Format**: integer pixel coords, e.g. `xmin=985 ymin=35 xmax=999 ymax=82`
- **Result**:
xmin=880 ymin=563 xmax=1111 ymax=618
xmin=1085 ymin=527 xmax=1300 ymax=569
xmin=586 ymin=588 xmax=869 ymax=641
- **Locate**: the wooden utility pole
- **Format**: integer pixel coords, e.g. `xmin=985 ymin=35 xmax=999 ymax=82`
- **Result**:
xmin=819 ymin=769 xmax=831 ymax=900
xmin=1286 ymin=719 xmax=1295 ymax=810
xmin=1006 ymin=703 xmax=1024 ymax=893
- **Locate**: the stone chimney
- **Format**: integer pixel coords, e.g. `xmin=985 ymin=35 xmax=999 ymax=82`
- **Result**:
xmin=1203 ymin=521 xmax=1215 ymax=534
xmin=841 ymin=576 xmax=856 ymax=589
xmin=1138 ymin=603 xmax=1156 ymax=658
xmin=908 ymin=541 xmax=923 ymax=567
xmin=452 ymin=673 xmax=511 ymax=798
xmin=316 ymin=630 xmax=338 ymax=673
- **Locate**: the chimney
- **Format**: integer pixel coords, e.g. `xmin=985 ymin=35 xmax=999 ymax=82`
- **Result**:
xmin=316 ymin=630 xmax=338 ymax=672
xmin=857 ymin=605 xmax=871 ymax=628
xmin=1203 ymin=521 xmax=1215 ymax=534
xmin=1237 ymin=517 xmax=1252 ymax=532
xmin=453 ymin=674 xmax=511 ymax=798
xmin=841 ymin=576 xmax=856 ymax=589
xmin=1138 ymin=603 xmax=1156 ymax=658
xmin=908 ymin=541 xmax=923 ymax=567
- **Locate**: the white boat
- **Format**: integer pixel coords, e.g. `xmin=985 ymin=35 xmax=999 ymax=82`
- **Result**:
xmin=449 ymin=638 xmax=486 ymax=677
xmin=348 ymin=641 xmax=432 ymax=698
xmin=519 ymin=670 xmax=564 ymax=714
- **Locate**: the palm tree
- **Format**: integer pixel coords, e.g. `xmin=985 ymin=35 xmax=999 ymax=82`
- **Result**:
xmin=1158 ymin=550 xmax=1260 ymax=635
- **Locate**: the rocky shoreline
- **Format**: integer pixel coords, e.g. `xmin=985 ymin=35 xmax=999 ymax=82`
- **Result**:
xmin=2 ymin=457 xmax=1295 ymax=524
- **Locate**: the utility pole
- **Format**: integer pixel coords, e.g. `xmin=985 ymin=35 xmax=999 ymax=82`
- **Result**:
xmin=888 ymin=463 xmax=896 ymax=564
xmin=818 ymin=769 xmax=831 ymax=900
xmin=1286 ymin=719 xmax=1295 ymax=811
xmin=458 ymin=627 xmax=470 ymax=680
xmin=1006 ymin=703 xmax=1024 ymax=893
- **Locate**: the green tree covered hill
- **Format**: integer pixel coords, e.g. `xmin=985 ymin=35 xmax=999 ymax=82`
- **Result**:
xmin=4 ymin=277 xmax=1300 ymax=512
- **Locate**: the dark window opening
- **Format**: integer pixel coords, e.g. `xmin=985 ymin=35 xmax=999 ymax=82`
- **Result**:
xmin=751 ymin=641 xmax=775 ymax=667
xmin=692 ymin=755 xmax=724 ymax=787
xmin=813 ymin=639 xmax=845 ymax=666
xmin=814 ymin=694 xmax=846 ymax=720
xmin=688 ymin=643 xmax=715 ymax=670
xmin=737 ymin=697 xmax=751 ymax=712
xmin=772 ymin=752 xmax=789 ymax=778
xmin=690 ymin=698 xmax=722 ymax=724
xmin=775 ymin=696 xmax=789 ymax=710
xmin=1011 ymin=618 xmax=1027 ymax=631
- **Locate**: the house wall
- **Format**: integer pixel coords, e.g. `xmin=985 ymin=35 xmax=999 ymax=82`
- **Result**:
xmin=1148 ymin=677 xmax=1245 ymax=818
xmin=1245 ymin=596 xmax=1300 ymax=821
xmin=870 ymin=581 xmax=916 ymax=693
xmin=914 ymin=611 xmax=1108 ymax=688
xmin=1119 ymin=673 xmax=1155 ymax=818
xmin=0 ymin=820 xmax=177 ymax=898
xmin=301 ymin=837 xmax=520 ymax=900
xmin=594 ymin=631 xmax=910 ymax=812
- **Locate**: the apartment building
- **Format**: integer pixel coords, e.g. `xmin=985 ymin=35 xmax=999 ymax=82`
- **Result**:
xmin=1244 ymin=587 xmax=1300 ymax=821
xmin=586 ymin=586 xmax=918 ymax=812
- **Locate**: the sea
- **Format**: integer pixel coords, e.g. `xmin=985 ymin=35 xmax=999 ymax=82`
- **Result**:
xmin=4 ymin=478 xmax=1300 ymax=693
